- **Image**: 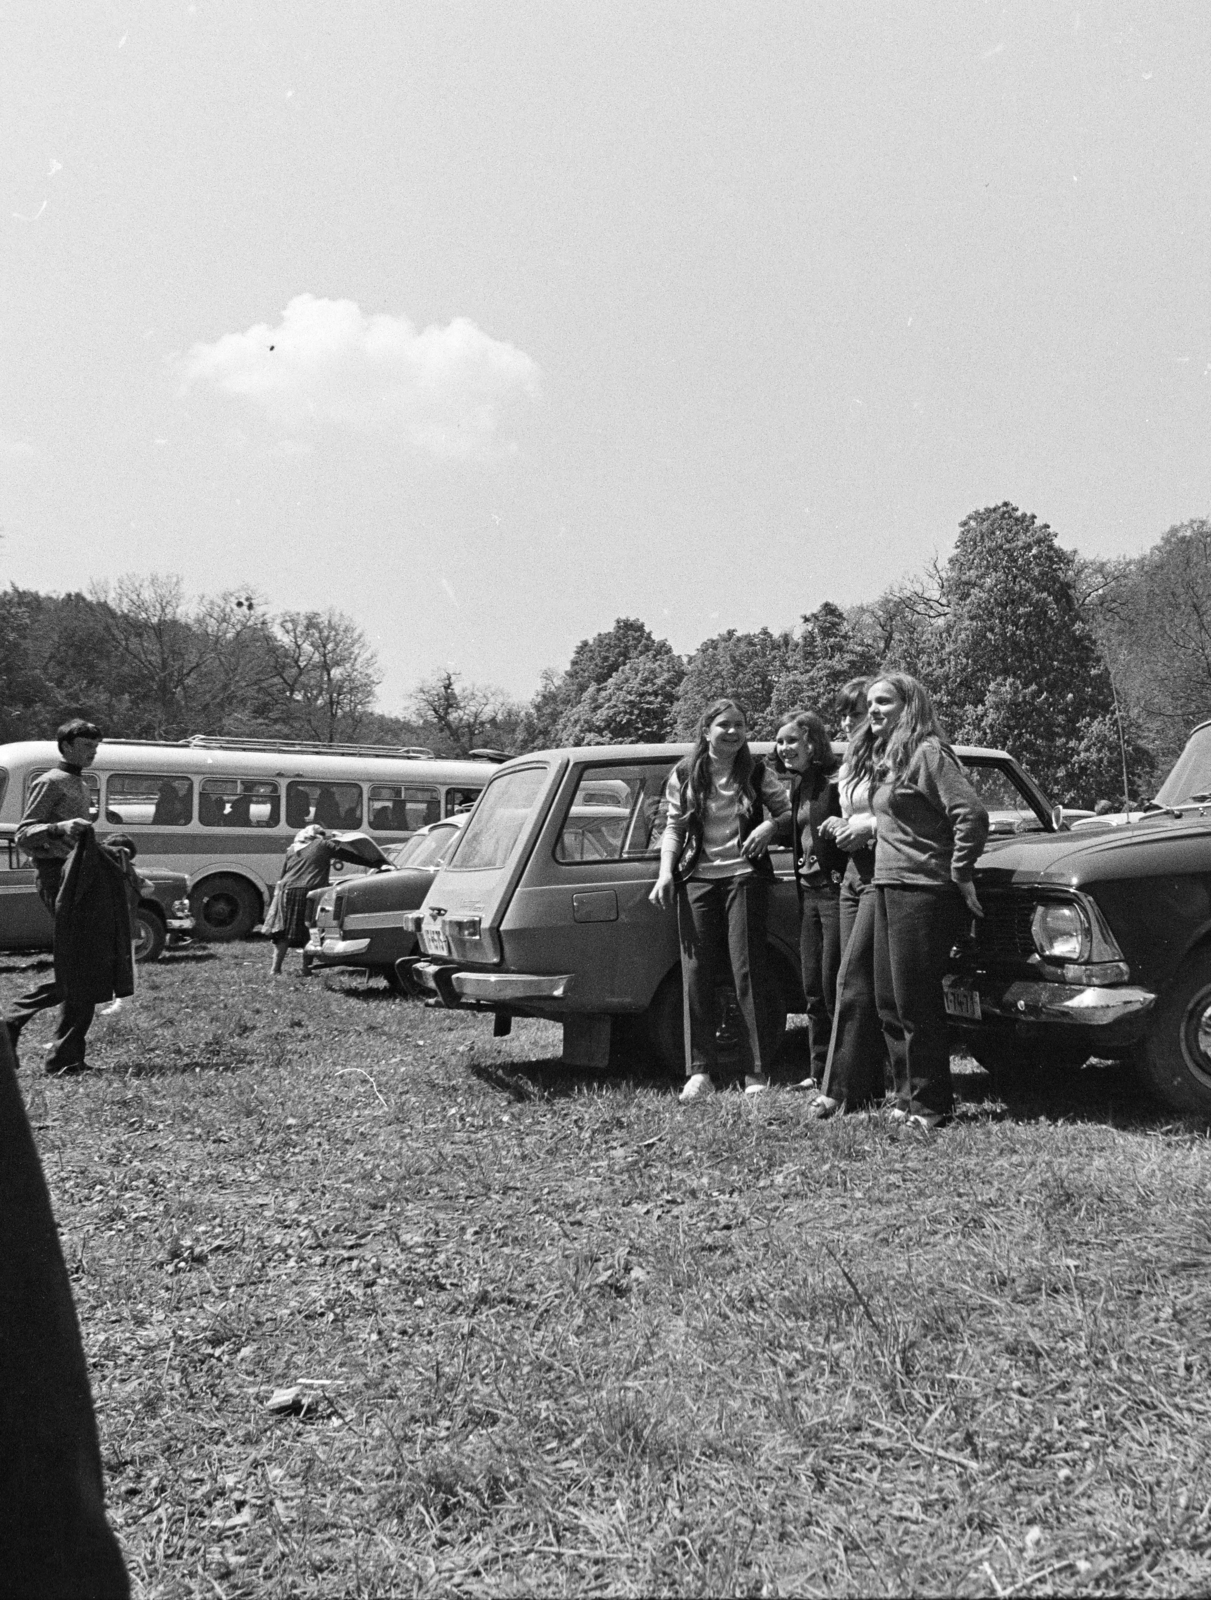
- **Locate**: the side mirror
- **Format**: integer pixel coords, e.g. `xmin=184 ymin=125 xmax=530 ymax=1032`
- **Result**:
xmin=1050 ymin=804 xmax=1065 ymax=832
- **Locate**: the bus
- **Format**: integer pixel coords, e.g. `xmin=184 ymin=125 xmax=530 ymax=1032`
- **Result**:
xmin=0 ymin=735 xmax=501 ymax=941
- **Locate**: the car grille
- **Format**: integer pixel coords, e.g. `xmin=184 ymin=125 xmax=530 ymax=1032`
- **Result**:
xmin=973 ymin=894 xmax=1036 ymax=962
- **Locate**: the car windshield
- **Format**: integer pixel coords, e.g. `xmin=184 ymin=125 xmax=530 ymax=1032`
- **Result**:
xmin=449 ymin=765 xmax=549 ymax=871
xmin=404 ymin=823 xmax=460 ymax=870
xmin=1153 ymin=726 xmax=1211 ymax=807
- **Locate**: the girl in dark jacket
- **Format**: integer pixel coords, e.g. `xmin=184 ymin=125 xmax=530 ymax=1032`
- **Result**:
xmin=772 ymin=711 xmax=845 ymax=1089
xmin=650 ymin=698 xmax=790 ymax=1100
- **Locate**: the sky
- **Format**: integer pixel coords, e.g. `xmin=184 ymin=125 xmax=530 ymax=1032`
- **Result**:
xmin=2 ymin=2 xmax=1210 ymax=713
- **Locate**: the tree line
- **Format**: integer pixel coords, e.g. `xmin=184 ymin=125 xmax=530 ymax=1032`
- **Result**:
xmin=3 ymin=505 xmax=1209 ymax=805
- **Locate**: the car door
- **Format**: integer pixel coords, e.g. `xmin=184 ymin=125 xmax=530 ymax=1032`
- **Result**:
xmin=0 ymin=834 xmax=53 ymax=949
xmin=500 ymin=757 xmax=682 ymax=1011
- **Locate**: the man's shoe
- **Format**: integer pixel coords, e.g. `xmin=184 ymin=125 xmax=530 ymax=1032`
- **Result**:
xmin=679 ymin=1073 xmax=716 ymax=1103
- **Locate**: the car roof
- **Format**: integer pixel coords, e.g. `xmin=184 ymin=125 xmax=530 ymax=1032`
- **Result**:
xmin=489 ymin=740 xmax=1016 ymax=767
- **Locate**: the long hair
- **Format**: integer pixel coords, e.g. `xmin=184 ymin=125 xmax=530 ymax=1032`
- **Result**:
xmin=868 ymin=671 xmax=950 ymax=783
xmin=835 ymin=677 xmax=870 ymax=723
xmin=772 ymin=710 xmax=841 ymax=779
xmin=681 ymin=698 xmax=757 ymax=822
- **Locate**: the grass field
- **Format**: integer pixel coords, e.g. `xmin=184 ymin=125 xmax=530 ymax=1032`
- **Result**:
xmin=5 ymin=941 xmax=1211 ymax=1598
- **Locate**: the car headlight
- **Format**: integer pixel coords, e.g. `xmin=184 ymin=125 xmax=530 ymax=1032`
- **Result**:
xmin=1031 ymin=901 xmax=1089 ymax=963
xmin=171 ymin=898 xmax=191 ymax=917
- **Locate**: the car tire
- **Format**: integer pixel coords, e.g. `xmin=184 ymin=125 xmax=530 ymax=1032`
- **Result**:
xmin=133 ymin=907 xmax=167 ymax=964
xmin=382 ymin=964 xmax=409 ymax=996
xmin=1132 ymin=949 xmax=1211 ymax=1117
xmin=191 ymin=875 xmax=262 ymax=942
xmin=643 ymin=960 xmax=791 ymax=1080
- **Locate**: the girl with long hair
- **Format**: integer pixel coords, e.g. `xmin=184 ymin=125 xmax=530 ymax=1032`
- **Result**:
xmin=821 ymin=672 xmax=988 ymax=1127
xmin=772 ymin=710 xmax=845 ymax=1089
xmin=650 ymin=698 xmax=790 ymax=1100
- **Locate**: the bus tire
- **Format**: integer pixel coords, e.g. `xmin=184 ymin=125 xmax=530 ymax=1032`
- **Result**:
xmin=133 ymin=907 xmax=167 ymax=964
xmin=192 ymin=875 xmax=262 ymax=942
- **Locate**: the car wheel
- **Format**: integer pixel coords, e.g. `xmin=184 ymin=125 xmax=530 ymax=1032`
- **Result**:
xmin=1133 ymin=950 xmax=1211 ymax=1117
xmin=642 ymin=960 xmax=791 ymax=1080
xmin=191 ymin=875 xmax=262 ymax=942
xmin=133 ymin=907 xmax=167 ymax=964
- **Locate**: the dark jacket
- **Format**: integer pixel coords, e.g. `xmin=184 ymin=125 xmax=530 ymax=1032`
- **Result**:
xmin=871 ymin=738 xmax=990 ymax=886
xmin=0 ymin=1028 xmax=130 ymax=1597
xmin=782 ymin=768 xmax=846 ymax=892
xmin=53 ymin=833 xmax=135 ymax=1005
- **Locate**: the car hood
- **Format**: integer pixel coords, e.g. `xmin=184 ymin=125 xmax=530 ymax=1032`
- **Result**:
xmin=977 ymin=814 xmax=1211 ymax=885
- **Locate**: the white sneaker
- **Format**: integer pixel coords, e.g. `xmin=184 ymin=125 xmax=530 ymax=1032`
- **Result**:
xmin=679 ymin=1073 xmax=716 ymax=1102
xmin=744 ymin=1076 xmax=770 ymax=1096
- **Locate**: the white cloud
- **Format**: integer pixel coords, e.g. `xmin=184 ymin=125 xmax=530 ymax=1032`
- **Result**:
xmin=179 ymin=294 xmax=541 ymax=461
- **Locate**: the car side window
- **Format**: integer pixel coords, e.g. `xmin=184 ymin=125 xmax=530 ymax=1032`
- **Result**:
xmin=554 ymin=764 xmax=673 ymax=864
xmin=956 ymin=758 xmax=1045 ymax=834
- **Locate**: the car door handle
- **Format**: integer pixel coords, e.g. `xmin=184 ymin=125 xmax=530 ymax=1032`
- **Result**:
xmin=572 ymin=890 xmax=618 ymax=923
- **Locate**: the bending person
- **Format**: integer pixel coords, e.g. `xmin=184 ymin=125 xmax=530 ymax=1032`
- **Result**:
xmin=264 ymin=824 xmax=364 ymax=978
xmin=650 ymin=698 xmax=789 ymax=1100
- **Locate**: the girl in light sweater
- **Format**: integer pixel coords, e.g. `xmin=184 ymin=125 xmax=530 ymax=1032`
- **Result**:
xmin=650 ymin=698 xmax=790 ymax=1101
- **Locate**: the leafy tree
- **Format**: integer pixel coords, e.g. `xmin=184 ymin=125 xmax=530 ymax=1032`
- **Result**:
xmin=671 ymin=627 xmax=793 ymax=738
xmin=564 ymin=618 xmax=662 ymax=699
xmin=556 ymin=649 xmax=684 ymax=745
xmin=1084 ymin=519 xmax=1211 ymax=771
xmin=517 ymin=618 xmax=679 ymax=750
xmin=929 ymin=503 xmax=1127 ymax=805
xmin=768 ymin=602 xmax=880 ymax=729
xmin=407 ymin=670 xmax=523 ymax=756
xmin=268 ymin=608 xmax=381 ymax=743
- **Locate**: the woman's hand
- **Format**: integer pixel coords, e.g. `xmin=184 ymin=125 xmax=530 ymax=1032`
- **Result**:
xmin=831 ymin=817 xmax=872 ymax=851
xmin=649 ymin=871 xmax=676 ymax=910
xmin=740 ymin=819 xmax=778 ymax=859
xmin=957 ymin=877 xmax=983 ymax=918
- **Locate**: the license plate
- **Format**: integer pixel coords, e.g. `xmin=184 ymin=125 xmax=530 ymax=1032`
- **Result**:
xmin=944 ymin=982 xmax=982 ymax=1021
xmin=422 ymin=923 xmax=450 ymax=958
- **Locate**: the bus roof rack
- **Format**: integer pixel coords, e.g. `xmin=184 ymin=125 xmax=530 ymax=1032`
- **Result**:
xmin=183 ymin=735 xmax=439 ymax=760
xmin=468 ymin=747 xmax=510 ymax=763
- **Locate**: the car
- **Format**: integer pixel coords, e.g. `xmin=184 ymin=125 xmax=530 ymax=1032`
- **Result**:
xmin=0 ymin=827 xmax=194 ymax=963
xmin=305 ymin=815 xmax=470 ymax=988
xmin=944 ymin=716 xmax=1211 ymax=1117
xmin=394 ymin=740 xmax=1064 ymax=1073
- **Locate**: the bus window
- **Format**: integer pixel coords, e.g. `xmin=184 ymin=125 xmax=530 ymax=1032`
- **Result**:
xmin=444 ymin=786 xmax=482 ymax=817
xmin=367 ymin=784 xmax=440 ymax=831
xmin=27 ymin=769 xmax=99 ymax=821
xmin=199 ymin=778 xmax=280 ymax=829
xmin=106 ymin=774 xmax=193 ymax=827
xmin=285 ymin=781 xmax=363 ymax=831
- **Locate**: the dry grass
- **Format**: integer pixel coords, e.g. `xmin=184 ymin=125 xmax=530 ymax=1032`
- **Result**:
xmin=3 ymin=943 xmax=1211 ymax=1597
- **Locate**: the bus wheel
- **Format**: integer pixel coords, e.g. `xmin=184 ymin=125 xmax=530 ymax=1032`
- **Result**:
xmin=133 ymin=907 xmax=167 ymax=964
xmin=192 ymin=875 xmax=262 ymax=942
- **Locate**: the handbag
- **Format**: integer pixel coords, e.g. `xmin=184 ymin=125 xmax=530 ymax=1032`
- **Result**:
xmin=674 ymin=813 xmax=703 ymax=882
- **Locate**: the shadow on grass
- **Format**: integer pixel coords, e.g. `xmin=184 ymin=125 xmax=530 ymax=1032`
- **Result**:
xmin=953 ymin=1054 xmax=1195 ymax=1132
xmin=0 ymin=956 xmax=54 ymax=973
xmin=160 ymin=947 xmax=219 ymax=965
xmin=322 ymin=976 xmax=408 ymax=1003
xmin=470 ymin=1054 xmax=678 ymax=1102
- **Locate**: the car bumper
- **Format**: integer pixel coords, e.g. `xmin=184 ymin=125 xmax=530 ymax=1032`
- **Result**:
xmin=167 ymin=916 xmax=195 ymax=932
xmin=945 ymin=973 xmax=1156 ymax=1038
xmin=400 ymin=958 xmax=573 ymax=1009
xmin=306 ymin=934 xmax=371 ymax=959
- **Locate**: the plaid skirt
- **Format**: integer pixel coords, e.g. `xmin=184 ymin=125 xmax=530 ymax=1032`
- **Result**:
xmin=262 ymin=884 xmax=312 ymax=947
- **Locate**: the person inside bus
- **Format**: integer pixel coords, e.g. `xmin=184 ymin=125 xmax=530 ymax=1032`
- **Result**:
xmin=285 ymin=787 xmax=311 ymax=829
xmin=313 ymin=787 xmax=344 ymax=829
xmin=152 ymin=779 xmax=190 ymax=826
xmin=223 ymin=791 xmax=253 ymax=828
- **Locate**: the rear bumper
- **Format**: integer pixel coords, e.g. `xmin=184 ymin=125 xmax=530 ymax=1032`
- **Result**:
xmin=398 ymin=957 xmax=573 ymax=1009
xmin=306 ymin=934 xmax=371 ymax=959
xmin=166 ymin=916 xmax=195 ymax=932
